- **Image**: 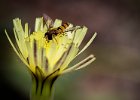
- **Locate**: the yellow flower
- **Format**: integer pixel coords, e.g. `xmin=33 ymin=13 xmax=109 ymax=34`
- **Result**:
xmin=5 ymin=17 xmax=96 ymax=77
xmin=5 ymin=17 xmax=96 ymax=100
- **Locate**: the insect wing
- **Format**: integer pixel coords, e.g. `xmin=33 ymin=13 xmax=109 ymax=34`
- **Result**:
xmin=65 ymin=26 xmax=82 ymax=32
xmin=43 ymin=14 xmax=54 ymax=29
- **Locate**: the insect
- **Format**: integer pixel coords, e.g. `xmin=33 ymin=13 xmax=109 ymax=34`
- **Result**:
xmin=43 ymin=14 xmax=82 ymax=41
xmin=44 ymin=22 xmax=70 ymax=40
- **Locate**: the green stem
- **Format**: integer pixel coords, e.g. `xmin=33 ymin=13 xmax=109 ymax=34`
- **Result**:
xmin=30 ymin=67 xmax=58 ymax=100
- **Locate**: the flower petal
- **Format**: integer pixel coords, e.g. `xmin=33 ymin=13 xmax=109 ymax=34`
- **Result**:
xmin=13 ymin=18 xmax=28 ymax=58
xmin=76 ymin=32 xmax=97 ymax=56
xmin=53 ymin=19 xmax=62 ymax=28
xmin=73 ymin=26 xmax=87 ymax=47
xmin=25 ymin=39 xmax=36 ymax=73
xmin=59 ymin=44 xmax=79 ymax=73
xmin=35 ymin=17 xmax=43 ymax=32
xmin=5 ymin=30 xmax=29 ymax=67
xmin=62 ymin=55 xmax=96 ymax=74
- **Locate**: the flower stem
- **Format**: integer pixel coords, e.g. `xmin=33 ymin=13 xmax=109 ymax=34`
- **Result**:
xmin=30 ymin=67 xmax=58 ymax=100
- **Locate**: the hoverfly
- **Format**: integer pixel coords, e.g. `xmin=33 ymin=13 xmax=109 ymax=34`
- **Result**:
xmin=45 ymin=22 xmax=70 ymax=40
xmin=43 ymin=14 xmax=82 ymax=41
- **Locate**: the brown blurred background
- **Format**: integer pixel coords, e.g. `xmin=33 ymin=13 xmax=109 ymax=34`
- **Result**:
xmin=0 ymin=0 xmax=140 ymax=100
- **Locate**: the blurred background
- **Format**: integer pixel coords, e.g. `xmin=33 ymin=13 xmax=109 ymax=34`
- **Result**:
xmin=0 ymin=0 xmax=140 ymax=100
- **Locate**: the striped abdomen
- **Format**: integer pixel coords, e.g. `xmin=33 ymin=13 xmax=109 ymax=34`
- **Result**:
xmin=56 ymin=23 xmax=70 ymax=33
